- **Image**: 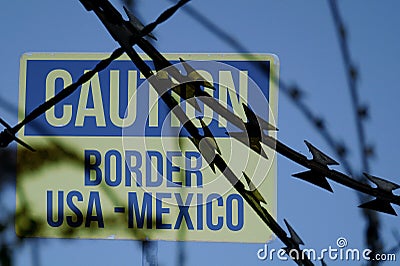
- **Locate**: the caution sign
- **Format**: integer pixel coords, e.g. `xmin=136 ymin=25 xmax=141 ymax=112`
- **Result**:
xmin=16 ymin=53 xmax=279 ymax=242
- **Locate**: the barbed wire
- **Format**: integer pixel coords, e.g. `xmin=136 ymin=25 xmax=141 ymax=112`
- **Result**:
xmin=97 ymin=2 xmax=400 ymax=266
xmin=327 ymin=1 xmax=381 ymax=264
xmin=328 ymin=0 xmax=372 ymax=173
xmin=1 ymin=1 xmax=398 ymax=265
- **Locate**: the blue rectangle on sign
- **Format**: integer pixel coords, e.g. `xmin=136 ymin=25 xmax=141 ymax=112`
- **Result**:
xmin=22 ymin=55 xmax=271 ymax=137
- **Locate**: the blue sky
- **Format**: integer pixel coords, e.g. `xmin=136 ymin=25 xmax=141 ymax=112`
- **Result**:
xmin=1 ymin=1 xmax=400 ymax=265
